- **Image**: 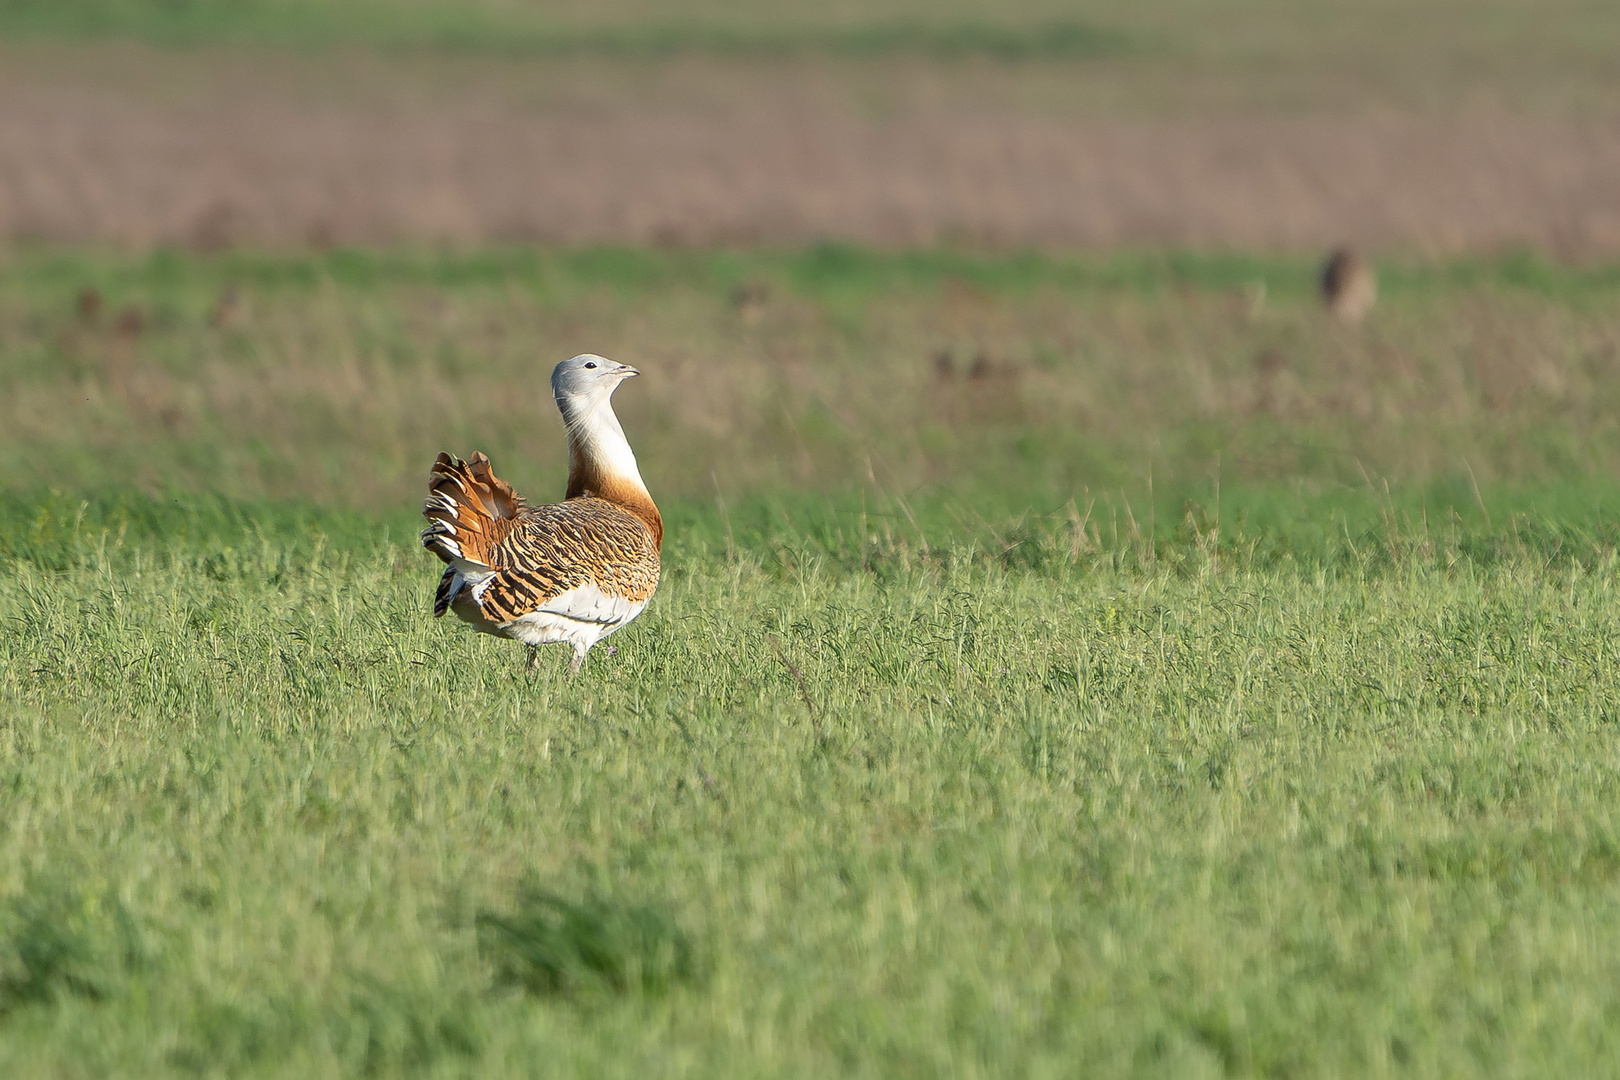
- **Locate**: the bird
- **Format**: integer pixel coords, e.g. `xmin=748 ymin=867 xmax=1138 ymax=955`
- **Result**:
xmin=420 ymin=354 xmax=661 ymax=676
xmin=1319 ymin=247 xmax=1377 ymax=323
xmin=75 ymin=286 xmax=103 ymax=325
xmin=209 ymin=284 xmax=242 ymax=329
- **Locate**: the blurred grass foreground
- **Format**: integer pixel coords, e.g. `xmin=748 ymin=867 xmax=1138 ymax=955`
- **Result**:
xmin=6 ymin=245 xmax=1620 ymax=511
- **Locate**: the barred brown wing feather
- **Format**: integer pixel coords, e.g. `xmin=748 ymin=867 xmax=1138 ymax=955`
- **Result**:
xmin=470 ymin=498 xmax=660 ymax=624
xmin=420 ymin=451 xmax=524 ymax=568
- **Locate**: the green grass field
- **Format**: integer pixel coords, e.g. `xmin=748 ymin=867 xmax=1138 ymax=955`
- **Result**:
xmin=5 ymin=487 xmax=1620 ymax=1077
xmin=8 ymin=0 xmax=1620 ymax=1071
xmin=3 ymin=245 xmax=1620 ymax=1075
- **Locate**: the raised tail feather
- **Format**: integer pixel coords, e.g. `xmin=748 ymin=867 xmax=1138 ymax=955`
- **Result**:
xmin=420 ymin=451 xmax=526 ymax=570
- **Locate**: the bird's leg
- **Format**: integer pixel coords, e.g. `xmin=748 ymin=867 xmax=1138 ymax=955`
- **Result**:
xmin=525 ymin=646 xmax=541 ymax=674
xmin=568 ymin=646 xmax=587 ymax=678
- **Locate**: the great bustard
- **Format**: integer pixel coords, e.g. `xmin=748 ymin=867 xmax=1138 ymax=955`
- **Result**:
xmin=421 ymin=354 xmax=661 ymax=675
xmin=1319 ymin=247 xmax=1377 ymax=323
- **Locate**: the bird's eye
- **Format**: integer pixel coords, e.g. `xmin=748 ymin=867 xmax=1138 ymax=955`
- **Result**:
xmin=584 ymin=361 xmax=597 ymax=369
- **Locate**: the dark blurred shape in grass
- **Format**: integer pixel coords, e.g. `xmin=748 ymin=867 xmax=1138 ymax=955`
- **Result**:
xmin=477 ymin=888 xmax=703 ymax=1000
xmin=0 ymin=877 xmax=147 ymax=1012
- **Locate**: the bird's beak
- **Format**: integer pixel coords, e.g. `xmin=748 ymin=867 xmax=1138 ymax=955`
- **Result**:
xmin=619 ymin=365 xmax=640 ymax=378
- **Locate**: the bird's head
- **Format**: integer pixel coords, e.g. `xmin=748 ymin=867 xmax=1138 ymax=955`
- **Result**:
xmin=552 ymin=353 xmax=648 ymax=501
xmin=551 ymin=354 xmax=639 ymax=415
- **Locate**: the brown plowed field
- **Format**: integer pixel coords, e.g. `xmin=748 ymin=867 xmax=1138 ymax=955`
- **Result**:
xmin=3 ymin=50 xmax=1619 ymax=253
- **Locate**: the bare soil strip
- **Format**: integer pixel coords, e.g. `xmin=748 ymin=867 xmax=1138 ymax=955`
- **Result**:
xmin=4 ymin=87 xmax=1618 ymax=252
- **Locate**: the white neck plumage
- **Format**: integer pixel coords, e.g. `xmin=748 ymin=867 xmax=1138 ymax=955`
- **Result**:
xmin=561 ymin=393 xmax=650 ymax=499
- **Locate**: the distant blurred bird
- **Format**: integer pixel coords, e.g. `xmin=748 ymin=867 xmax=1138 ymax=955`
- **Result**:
xmin=76 ymin=286 xmax=103 ymax=325
xmin=1320 ymin=247 xmax=1377 ymax=323
xmin=729 ymin=280 xmax=769 ymax=325
xmin=114 ymin=304 xmax=145 ymax=339
xmin=421 ymin=354 xmax=661 ymax=676
xmin=209 ymin=285 xmax=241 ymax=329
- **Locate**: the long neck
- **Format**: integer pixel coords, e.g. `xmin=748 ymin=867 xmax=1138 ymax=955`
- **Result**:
xmin=561 ymin=394 xmax=663 ymax=549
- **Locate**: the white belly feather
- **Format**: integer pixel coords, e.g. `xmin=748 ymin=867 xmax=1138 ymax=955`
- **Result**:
xmin=498 ymin=584 xmax=647 ymax=649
